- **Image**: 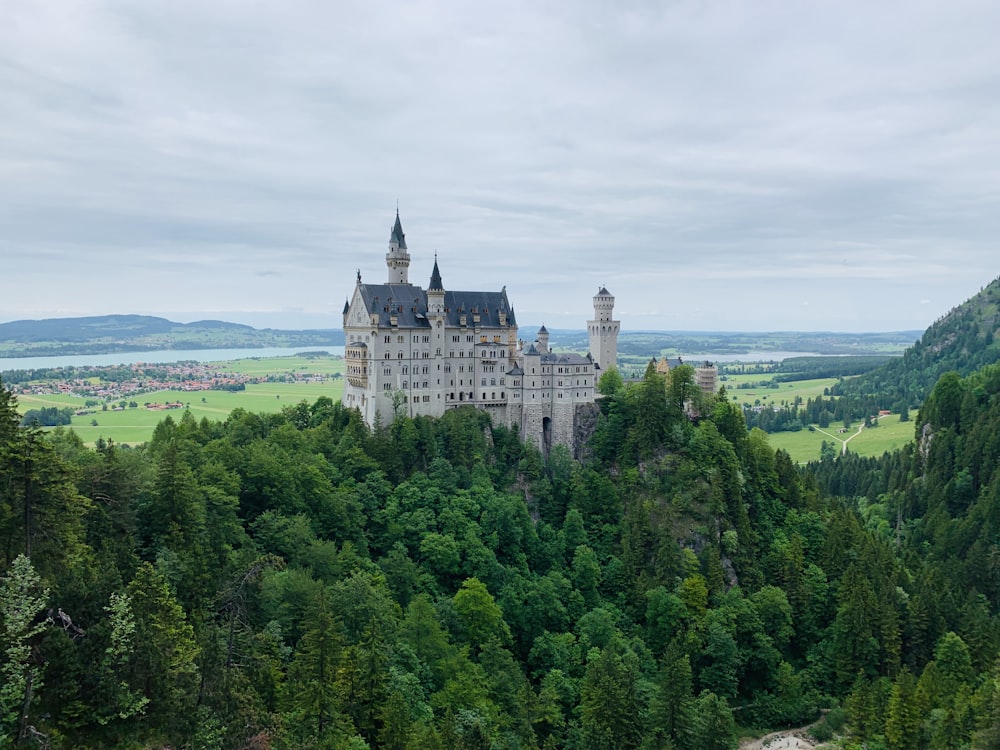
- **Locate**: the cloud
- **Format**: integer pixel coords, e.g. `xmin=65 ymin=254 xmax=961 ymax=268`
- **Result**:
xmin=1 ymin=0 xmax=998 ymax=331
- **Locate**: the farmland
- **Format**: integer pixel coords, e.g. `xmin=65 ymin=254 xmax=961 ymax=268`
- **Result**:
xmin=10 ymin=354 xmax=344 ymax=446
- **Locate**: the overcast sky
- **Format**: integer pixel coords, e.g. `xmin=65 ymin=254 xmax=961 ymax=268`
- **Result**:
xmin=2 ymin=1 xmax=998 ymax=333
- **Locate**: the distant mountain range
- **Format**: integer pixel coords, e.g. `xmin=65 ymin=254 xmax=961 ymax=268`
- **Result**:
xmin=0 ymin=315 xmax=345 ymax=358
xmin=0 ymin=313 xmax=924 ymax=361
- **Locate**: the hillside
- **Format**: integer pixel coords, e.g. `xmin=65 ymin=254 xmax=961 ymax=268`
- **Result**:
xmin=0 ymin=314 xmax=344 ymax=357
xmin=831 ymin=275 xmax=1000 ymax=411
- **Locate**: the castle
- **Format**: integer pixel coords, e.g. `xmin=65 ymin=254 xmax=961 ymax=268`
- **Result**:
xmin=342 ymin=212 xmax=619 ymax=451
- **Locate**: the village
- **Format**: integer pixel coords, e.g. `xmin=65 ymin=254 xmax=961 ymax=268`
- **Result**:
xmin=9 ymin=360 xmax=336 ymax=409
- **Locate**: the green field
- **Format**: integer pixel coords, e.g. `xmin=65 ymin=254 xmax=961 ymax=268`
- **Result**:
xmin=216 ymin=353 xmax=344 ymax=376
xmin=765 ymin=413 xmax=916 ymax=463
xmin=13 ymin=355 xmax=344 ymax=446
xmin=722 ymin=375 xmax=839 ymax=409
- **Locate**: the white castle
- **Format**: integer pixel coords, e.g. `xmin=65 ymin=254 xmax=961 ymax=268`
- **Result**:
xmin=342 ymin=211 xmax=620 ymax=451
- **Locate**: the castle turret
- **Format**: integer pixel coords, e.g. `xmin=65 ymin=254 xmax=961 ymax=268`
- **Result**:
xmin=588 ymin=287 xmax=619 ymax=370
xmin=427 ymin=256 xmax=445 ymax=312
xmin=536 ymin=325 xmax=550 ymax=354
xmin=386 ymin=210 xmax=411 ymax=284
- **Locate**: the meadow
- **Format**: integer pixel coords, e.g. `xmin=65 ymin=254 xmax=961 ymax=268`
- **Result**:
xmin=13 ymin=354 xmax=344 ymax=446
xmin=722 ymin=374 xmax=839 ymax=409
xmin=764 ymin=412 xmax=916 ymax=463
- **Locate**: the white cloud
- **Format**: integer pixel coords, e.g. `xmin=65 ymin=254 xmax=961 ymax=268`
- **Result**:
xmin=1 ymin=0 xmax=999 ymax=331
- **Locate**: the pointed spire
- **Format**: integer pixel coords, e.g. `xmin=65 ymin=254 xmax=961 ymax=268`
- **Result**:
xmin=343 ymin=299 xmax=350 ymax=314
xmin=390 ymin=209 xmax=407 ymax=249
xmin=429 ymin=253 xmax=444 ymax=291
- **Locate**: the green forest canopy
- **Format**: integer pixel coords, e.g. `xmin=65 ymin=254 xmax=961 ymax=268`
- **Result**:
xmin=1 ymin=360 xmax=1000 ymax=749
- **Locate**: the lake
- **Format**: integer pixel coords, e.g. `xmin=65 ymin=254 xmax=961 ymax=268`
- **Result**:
xmin=0 ymin=346 xmax=345 ymax=371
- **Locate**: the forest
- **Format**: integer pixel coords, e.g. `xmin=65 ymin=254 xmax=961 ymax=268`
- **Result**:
xmin=2 ymin=353 xmax=1000 ymax=749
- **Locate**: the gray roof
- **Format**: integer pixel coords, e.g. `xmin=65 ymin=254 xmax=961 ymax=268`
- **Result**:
xmin=390 ymin=212 xmax=407 ymax=249
xmin=540 ymin=352 xmax=593 ymax=366
xmin=356 ymin=283 xmax=516 ymax=329
xmin=596 ymin=286 xmax=613 ymax=297
xmin=428 ymin=259 xmax=443 ymax=291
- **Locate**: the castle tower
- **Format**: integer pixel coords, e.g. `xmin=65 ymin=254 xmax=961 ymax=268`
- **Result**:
xmin=536 ymin=325 xmax=550 ymax=354
xmin=386 ymin=210 xmax=411 ymax=284
xmin=588 ymin=287 xmax=619 ymax=370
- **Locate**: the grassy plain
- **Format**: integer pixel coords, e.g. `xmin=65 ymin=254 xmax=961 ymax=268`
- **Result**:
xmin=722 ymin=375 xmax=839 ymax=408
xmin=765 ymin=413 xmax=916 ymax=464
xmin=13 ymin=355 xmax=344 ymax=446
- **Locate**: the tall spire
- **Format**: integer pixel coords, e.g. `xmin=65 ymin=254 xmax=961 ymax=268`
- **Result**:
xmin=391 ymin=209 xmax=407 ymax=250
xmin=386 ymin=208 xmax=411 ymax=284
xmin=429 ymin=253 xmax=443 ymax=291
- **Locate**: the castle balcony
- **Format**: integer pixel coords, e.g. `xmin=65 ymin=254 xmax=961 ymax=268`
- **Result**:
xmin=347 ymin=375 xmax=368 ymax=388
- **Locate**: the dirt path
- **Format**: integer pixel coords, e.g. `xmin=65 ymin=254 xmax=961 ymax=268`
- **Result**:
xmin=813 ymin=423 xmax=865 ymax=455
xmin=738 ymin=713 xmax=827 ymax=750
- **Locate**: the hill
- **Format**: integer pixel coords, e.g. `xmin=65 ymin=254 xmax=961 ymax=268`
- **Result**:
xmin=0 ymin=314 xmax=345 ymax=357
xmin=831 ymin=275 xmax=1000 ymax=411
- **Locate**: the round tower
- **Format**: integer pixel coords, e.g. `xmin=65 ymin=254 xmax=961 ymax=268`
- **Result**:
xmin=588 ymin=287 xmax=619 ymax=371
xmin=536 ymin=325 xmax=550 ymax=354
xmin=385 ymin=210 xmax=411 ymax=284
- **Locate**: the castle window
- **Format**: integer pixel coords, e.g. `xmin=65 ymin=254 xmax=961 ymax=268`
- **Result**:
xmin=384 ymin=353 xmax=390 ymax=359
xmin=403 ymin=366 xmax=408 ymax=374
xmin=402 ymin=381 xmax=408 ymax=389
xmin=481 ymin=379 xmax=486 ymax=386
xmin=384 ymin=335 xmax=391 ymax=343
xmin=398 ymin=352 xmax=403 ymax=359
xmin=397 ymin=336 xmax=404 ymax=343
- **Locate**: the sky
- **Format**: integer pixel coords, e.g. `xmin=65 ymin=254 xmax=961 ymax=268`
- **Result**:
xmin=2 ymin=1 xmax=998 ymax=333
